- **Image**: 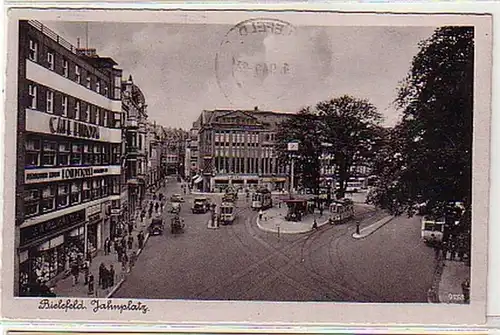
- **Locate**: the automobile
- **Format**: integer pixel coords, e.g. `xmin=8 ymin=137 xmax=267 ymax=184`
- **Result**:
xmin=192 ymin=197 xmax=210 ymax=214
xmin=170 ymin=202 xmax=181 ymax=214
xmin=170 ymin=194 xmax=185 ymax=203
xmin=148 ymin=217 xmax=164 ymax=236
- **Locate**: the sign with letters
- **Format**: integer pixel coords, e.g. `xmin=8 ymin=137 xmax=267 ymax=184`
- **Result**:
xmin=25 ymin=166 xmax=120 ymax=184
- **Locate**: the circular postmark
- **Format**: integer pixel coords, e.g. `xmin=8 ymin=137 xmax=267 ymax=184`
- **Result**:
xmin=215 ymin=18 xmax=298 ymax=105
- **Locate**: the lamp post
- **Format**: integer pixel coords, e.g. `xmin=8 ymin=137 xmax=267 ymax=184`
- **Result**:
xmin=321 ymin=142 xmax=334 ymax=205
xmin=287 ymin=141 xmax=299 ymax=199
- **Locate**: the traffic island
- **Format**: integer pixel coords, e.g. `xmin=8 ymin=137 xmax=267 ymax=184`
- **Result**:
xmin=351 ymin=215 xmax=394 ymax=239
xmin=256 ymin=207 xmax=330 ymax=234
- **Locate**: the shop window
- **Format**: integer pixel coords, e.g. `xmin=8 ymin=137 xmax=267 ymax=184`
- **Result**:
xmin=75 ymin=65 xmax=81 ymax=84
xmin=24 ymin=188 xmax=40 ymax=217
xmin=83 ymin=144 xmax=93 ymax=165
xmin=47 ymin=51 xmax=55 ymax=70
xmin=70 ymin=182 xmax=81 ymax=204
xmin=62 ymin=58 xmax=69 ymax=77
xmin=82 ymin=180 xmax=91 ymax=202
xmin=70 ymin=143 xmax=83 ymax=165
xmin=42 ymin=141 xmax=57 ymax=166
xmin=33 ymin=241 xmax=66 ymax=284
xmin=28 ymin=39 xmax=38 ymax=62
xmin=25 ymin=137 xmax=41 ymax=167
xmin=74 ymin=100 xmax=81 ymax=120
xmin=40 ymin=185 xmax=56 ymax=213
xmin=28 ymin=84 xmax=37 ymax=109
xmin=57 ymin=184 xmax=70 ymax=209
xmin=46 ymin=91 xmax=54 ymax=114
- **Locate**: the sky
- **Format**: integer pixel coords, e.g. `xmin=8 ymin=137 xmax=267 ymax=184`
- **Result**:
xmin=43 ymin=21 xmax=437 ymax=130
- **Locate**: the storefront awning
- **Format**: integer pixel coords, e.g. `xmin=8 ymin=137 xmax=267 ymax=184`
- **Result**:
xmin=194 ymin=176 xmax=203 ymax=184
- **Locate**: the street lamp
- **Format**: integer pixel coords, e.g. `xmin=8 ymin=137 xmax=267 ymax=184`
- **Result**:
xmin=321 ymin=142 xmax=334 ymax=204
xmin=287 ymin=141 xmax=299 ymax=199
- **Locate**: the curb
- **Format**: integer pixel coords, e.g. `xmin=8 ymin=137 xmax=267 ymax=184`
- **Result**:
xmin=256 ymin=216 xmax=329 ymax=234
xmin=351 ymin=215 xmax=394 ymax=239
xmin=106 ymin=232 xmax=150 ymax=298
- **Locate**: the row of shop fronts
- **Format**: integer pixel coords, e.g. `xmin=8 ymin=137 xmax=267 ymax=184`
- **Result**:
xmin=17 ymin=199 xmax=111 ymax=295
xmin=196 ymin=174 xmax=287 ymax=193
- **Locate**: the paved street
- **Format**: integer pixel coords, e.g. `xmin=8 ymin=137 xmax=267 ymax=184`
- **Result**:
xmin=114 ymin=181 xmax=436 ymax=302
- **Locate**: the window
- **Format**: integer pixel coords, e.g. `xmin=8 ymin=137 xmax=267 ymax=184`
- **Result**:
xmin=102 ymin=111 xmax=108 ymax=127
xmin=70 ymin=143 xmax=83 ymax=165
xmin=28 ymin=39 xmax=38 ymax=61
xmin=96 ymin=80 xmax=101 ymax=93
xmin=95 ymin=108 xmax=100 ymax=125
xmin=74 ymin=100 xmax=81 ymax=120
xmin=70 ymin=182 xmax=81 ymax=204
xmin=91 ymin=179 xmax=100 ymax=199
xmin=75 ymin=65 xmax=81 ymax=84
xmin=84 ymin=104 xmax=90 ymax=123
xmin=61 ymin=96 xmax=68 ymax=117
xmin=42 ymin=141 xmax=57 ymax=166
xmin=111 ymin=144 xmax=120 ymax=165
xmin=114 ymin=75 xmax=122 ymax=100
xmin=102 ymin=179 xmax=108 ymax=196
xmin=82 ymin=181 xmax=91 ymax=202
xmin=24 ymin=188 xmax=40 ymax=217
xmin=86 ymin=76 xmax=91 ymax=89
xmin=57 ymin=184 xmax=70 ymax=209
xmin=41 ymin=185 xmax=56 ymax=213
xmin=25 ymin=137 xmax=41 ymax=167
xmin=28 ymin=84 xmax=37 ymax=109
xmin=58 ymin=142 xmax=70 ymax=166
xmin=104 ymin=86 xmax=109 ymax=98
xmin=113 ymin=113 xmax=121 ymax=128
xmin=47 ymin=51 xmax=54 ymax=70
xmin=83 ymin=144 xmax=93 ymax=165
xmin=93 ymin=144 xmax=102 ymax=165
xmin=62 ymin=58 xmax=69 ymax=77
xmin=46 ymin=91 xmax=54 ymax=113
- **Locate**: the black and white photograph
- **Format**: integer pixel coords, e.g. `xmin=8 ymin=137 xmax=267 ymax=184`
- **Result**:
xmin=1 ymin=9 xmax=491 ymax=325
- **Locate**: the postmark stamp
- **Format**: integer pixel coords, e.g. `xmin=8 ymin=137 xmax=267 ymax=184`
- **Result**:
xmin=215 ymin=18 xmax=297 ymax=103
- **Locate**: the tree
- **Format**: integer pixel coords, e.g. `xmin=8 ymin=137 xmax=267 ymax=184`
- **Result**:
xmin=276 ymin=107 xmax=323 ymax=195
xmin=371 ymin=26 xmax=473 ymax=216
xmin=316 ymin=95 xmax=383 ymax=198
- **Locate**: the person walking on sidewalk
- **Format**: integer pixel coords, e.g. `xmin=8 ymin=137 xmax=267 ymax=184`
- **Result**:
xmin=155 ymin=202 xmax=160 ymax=213
xmin=121 ymin=253 xmax=129 ymax=272
xmin=128 ymin=222 xmax=133 ymax=235
xmin=127 ymin=234 xmax=134 ymax=250
xmin=104 ymin=238 xmax=110 ymax=255
xmin=70 ymin=261 xmax=80 ymax=286
xmin=138 ymin=231 xmax=145 ymax=249
xmin=99 ymin=263 xmax=106 ymax=289
xmin=113 ymin=238 xmax=119 ymax=255
xmin=129 ymin=251 xmax=137 ymax=269
xmin=140 ymin=210 xmax=145 ymax=223
xmin=259 ymin=209 xmax=263 ymax=221
xmin=312 ymin=218 xmax=318 ymax=230
xmin=83 ymin=259 xmax=90 ymax=285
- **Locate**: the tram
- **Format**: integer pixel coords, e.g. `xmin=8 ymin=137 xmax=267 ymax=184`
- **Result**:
xmin=251 ymin=188 xmax=273 ymax=210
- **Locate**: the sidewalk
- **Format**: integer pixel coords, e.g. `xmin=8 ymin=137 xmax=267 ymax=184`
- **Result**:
xmin=352 ymin=215 xmax=394 ymax=239
xmin=437 ymin=259 xmax=470 ymax=304
xmin=52 ymin=183 xmax=174 ymax=298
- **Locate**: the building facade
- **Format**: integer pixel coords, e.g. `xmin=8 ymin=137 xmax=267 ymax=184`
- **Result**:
xmin=121 ymin=75 xmax=148 ymax=221
xmin=194 ymin=108 xmax=292 ymax=193
xmin=16 ymin=20 xmax=123 ymax=296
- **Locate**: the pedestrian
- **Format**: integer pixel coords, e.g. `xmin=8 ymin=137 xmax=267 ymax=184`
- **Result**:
xmin=121 ymin=253 xmax=128 ymax=272
xmin=129 ymin=251 xmax=137 ymax=269
xmin=259 ymin=209 xmax=263 ymax=221
xmin=104 ymin=238 xmax=110 ymax=255
xmin=140 ymin=210 xmax=145 ymax=223
xmin=128 ymin=234 xmax=133 ymax=250
xmin=148 ymin=207 xmax=153 ymax=219
xmin=461 ymin=279 xmax=470 ymax=303
xmin=155 ymin=202 xmax=160 ymax=213
xmin=442 ymin=241 xmax=449 ymax=260
xmin=355 ymin=221 xmax=360 ymax=235
xmin=138 ymin=231 xmax=144 ymax=249
xmin=98 ymin=263 xmax=106 ymax=289
xmin=83 ymin=259 xmax=90 ymax=285
xmin=433 ymin=241 xmax=441 ymax=259
xmin=319 ymin=206 xmax=324 ymax=217
xmin=312 ymin=218 xmax=318 ymax=230
xmin=121 ymin=236 xmax=127 ymax=250
xmin=128 ymin=223 xmax=133 ymax=235
xmin=70 ymin=261 xmax=79 ymax=286
xmin=88 ymin=274 xmax=95 ymax=296
xmin=109 ymin=265 xmax=115 ymax=287
xmin=113 ymin=239 xmax=119 ymax=254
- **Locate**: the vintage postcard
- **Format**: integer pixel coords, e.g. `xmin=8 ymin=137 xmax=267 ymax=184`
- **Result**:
xmin=1 ymin=8 xmax=491 ymax=326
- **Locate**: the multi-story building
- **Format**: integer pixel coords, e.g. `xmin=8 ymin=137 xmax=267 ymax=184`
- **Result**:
xmin=186 ymin=121 xmax=201 ymax=189
xmin=121 ymin=75 xmax=148 ymax=219
xmin=194 ymin=107 xmax=292 ymax=193
xmin=145 ymin=122 xmax=164 ymax=190
xmin=15 ymin=21 xmax=123 ymax=296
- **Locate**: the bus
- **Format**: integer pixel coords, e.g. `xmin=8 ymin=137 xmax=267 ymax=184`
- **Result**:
xmin=251 ymin=188 xmax=273 ymax=210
